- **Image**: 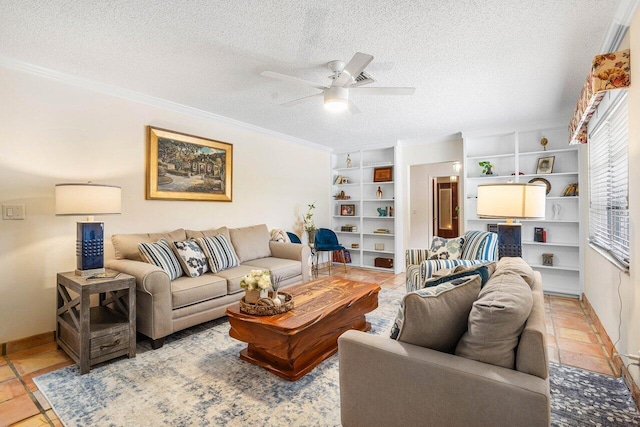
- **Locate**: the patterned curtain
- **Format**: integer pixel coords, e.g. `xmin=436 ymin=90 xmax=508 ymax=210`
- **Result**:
xmin=569 ymin=49 xmax=630 ymax=144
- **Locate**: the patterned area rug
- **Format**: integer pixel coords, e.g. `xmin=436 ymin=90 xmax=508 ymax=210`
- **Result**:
xmin=35 ymin=289 xmax=640 ymax=426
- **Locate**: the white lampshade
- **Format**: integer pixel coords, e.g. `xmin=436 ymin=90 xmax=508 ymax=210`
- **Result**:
xmin=55 ymin=183 xmax=122 ymax=216
xmin=324 ymin=86 xmax=348 ymax=112
xmin=477 ymin=183 xmax=546 ymax=219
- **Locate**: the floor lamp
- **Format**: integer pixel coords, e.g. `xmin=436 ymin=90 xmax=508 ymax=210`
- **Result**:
xmin=477 ymin=182 xmax=546 ymax=258
xmin=55 ymin=183 xmax=122 ymax=275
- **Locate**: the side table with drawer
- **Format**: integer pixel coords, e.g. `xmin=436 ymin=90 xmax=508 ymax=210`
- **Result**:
xmin=56 ymin=271 xmax=136 ymax=374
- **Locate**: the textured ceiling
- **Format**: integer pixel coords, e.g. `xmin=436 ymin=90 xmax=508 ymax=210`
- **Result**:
xmin=0 ymin=0 xmax=621 ymax=148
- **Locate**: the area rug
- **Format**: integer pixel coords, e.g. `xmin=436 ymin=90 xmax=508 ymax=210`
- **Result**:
xmin=35 ymin=289 xmax=640 ymax=426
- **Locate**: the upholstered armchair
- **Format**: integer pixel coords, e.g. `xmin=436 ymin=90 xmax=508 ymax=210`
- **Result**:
xmin=405 ymin=230 xmax=498 ymax=292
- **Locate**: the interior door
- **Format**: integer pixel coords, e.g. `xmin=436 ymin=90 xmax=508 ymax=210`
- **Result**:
xmin=436 ymin=181 xmax=459 ymax=238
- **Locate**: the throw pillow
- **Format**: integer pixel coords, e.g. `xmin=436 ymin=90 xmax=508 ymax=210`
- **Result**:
xmin=229 ymin=224 xmax=271 ymax=262
xmin=173 ymin=239 xmax=209 ymax=278
xmin=390 ymin=275 xmax=482 ymax=353
xmin=196 ymin=234 xmax=240 ymax=273
xmin=138 ymin=238 xmax=183 ymax=280
xmin=270 ymin=229 xmax=291 ymax=243
xmin=494 ymin=257 xmax=535 ymax=287
xmin=455 ymin=271 xmax=533 ymax=369
xmin=428 ymin=236 xmax=464 ymax=260
xmin=423 ymin=262 xmax=496 ymax=288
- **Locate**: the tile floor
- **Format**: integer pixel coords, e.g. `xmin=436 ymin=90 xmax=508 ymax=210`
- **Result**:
xmin=0 ymin=267 xmax=616 ymax=426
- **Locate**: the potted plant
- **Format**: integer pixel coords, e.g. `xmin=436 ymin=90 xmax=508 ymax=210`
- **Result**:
xmin=478 ymin=161 xmax=494 ymax=175
xmin=240 ymin=270 xmax=272 ymax=303
xmin=303 ymin=202 xmax=317 ymax=245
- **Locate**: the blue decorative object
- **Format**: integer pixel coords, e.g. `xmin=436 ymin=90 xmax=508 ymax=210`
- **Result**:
xmin=377 ymin=207 xmax=387 ymax=217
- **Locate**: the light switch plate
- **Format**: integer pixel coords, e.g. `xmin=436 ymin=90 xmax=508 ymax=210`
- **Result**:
xmin=2 ymin=204 xmax=25 ymax=220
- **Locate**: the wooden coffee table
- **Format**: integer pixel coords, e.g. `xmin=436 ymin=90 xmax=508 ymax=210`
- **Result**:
xmin=226 ymin=277 xmax=380 ymax=381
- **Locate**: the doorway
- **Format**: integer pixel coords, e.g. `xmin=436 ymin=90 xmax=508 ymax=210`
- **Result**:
xmin=433 ymin=177 xmax=459 ymax=238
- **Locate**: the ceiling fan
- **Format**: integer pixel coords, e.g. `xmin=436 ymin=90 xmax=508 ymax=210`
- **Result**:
xmin=261 ymin=52 xmax=415 ymax=114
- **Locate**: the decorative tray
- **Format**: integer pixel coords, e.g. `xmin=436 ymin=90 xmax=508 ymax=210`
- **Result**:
xmin=239 ymin=291 xmax=293 ymax=316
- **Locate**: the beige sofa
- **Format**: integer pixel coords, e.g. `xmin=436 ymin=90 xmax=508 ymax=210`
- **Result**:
xmin=338 ymin=260 xmax=549 ymax=427
xmin=105 ymin=224 xmax=310 ymax=348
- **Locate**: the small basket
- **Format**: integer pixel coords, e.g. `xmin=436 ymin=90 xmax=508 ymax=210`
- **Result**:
xmin=239 ymin=291 xmax=294 ymax=316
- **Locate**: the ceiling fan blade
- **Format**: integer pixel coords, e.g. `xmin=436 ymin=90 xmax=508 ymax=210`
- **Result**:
xmin=261 ymin=71 xmax=327 ymax=90
xmin=333 ymin=52 xmax=374 ymax=87
xmin=280 ymin=93 xmax=322 ymax=107
xmin=350 ymin=87 xmax=416 ymax=96
xmin=348 ymin=100 xmax=361 ymax=114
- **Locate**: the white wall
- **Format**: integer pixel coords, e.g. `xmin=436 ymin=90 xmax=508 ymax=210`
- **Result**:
xmin=398 ymin=137 xmax=463 ymax=265
xmin=0 ymin=66 xmax=330 ymax=343
xmin=582 ymin=18 xmax=640 ymax=382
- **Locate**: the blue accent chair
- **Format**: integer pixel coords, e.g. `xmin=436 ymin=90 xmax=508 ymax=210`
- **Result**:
xmin=286 ymin=232 xmax=302 ymax=244
xmin=314 ymin=228 xmax=347 ymax=274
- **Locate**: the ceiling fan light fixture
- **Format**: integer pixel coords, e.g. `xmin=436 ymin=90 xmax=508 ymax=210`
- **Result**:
xmin=324 ymin=86 xmax=348 ymax=112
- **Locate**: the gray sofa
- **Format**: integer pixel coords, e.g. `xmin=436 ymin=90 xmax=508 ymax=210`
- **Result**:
xmin=105 ymin=224 xmax=310 ymax=348
xmin=338 ymin=261 xmax=549 ymax=427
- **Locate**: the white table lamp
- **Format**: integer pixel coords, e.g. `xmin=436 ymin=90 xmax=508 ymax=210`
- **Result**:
xmin=477 ymin=183 xmax=546 ymax=258
xmin=55 ymin=183 xmax=122 ymax=275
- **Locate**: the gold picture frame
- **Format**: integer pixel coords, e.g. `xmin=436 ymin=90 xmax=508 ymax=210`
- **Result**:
xmin=373 ymin=166 xmax=393 ymax=182
xmin=146 ymin=126 xmax=233 ymax=201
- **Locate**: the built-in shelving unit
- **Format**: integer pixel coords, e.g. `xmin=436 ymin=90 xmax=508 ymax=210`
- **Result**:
xmin=330 ymin=146 xmax=400 ymax=273
xmin=463 ymin=125 xmax=583 ymax=297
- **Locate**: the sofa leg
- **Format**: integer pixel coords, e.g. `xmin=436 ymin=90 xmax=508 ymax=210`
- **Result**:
xmin=150 ymin=338 xmax=165 ymax=350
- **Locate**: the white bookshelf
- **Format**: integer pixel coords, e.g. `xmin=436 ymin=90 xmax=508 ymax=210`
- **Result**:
xmin=330 ymin=146 xmax=400 ymax=273
xmin=463 ymin=125 xmax=583 ymax=297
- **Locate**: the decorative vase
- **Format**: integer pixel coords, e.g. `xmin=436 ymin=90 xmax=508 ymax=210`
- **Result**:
xmin=307 ymin=230 xmax=317 ymax=246
xmin=259 ymin=288 xmax=269 ymax=299
xmin=272 ymin=291 xmax=282 ymax=306
xmin=245 ymin=289 xmax=260 ymax=304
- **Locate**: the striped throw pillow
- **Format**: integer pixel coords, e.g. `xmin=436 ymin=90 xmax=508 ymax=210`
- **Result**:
xmin=460 ymin=231 xmax=498 ymax=261
xmin=138 ymin=238 xmax=183 ymax=280
xmin=196 ymin=235 xmax=239 ymax=273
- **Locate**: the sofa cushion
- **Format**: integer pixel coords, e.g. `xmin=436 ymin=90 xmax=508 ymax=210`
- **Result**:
xmin=455 ymin=271 xmax=533 ymax=369
xmin=172 ymin=239 xmax=209 ymax=278
xmin=423 ymin=262 xmax=496 ymax=288
xmin=138 ymin=239 xmax=184 ymax=280
xmin=186 ymin=226 xmax=232 ymax=244
xmin=212 ymin=265 xmax=258 ymax=294
xmin=229 ymin=224 xmax=271 ymax=263
xmin=196 ymin=235 xmax=239 ymax=273
xmin=494 ymin=257 xmax=535 ymax=287
xmin=461 ymin=230 xmax=498 ymax=260
xmin=112 ymin=229 xmax=187 ymax=261
xmin=429 ymin=236 xmax=464 ymax=260
xmin=170 ymin=273 xmax=227 ymax=309
xmin=242 ymin=257 xmax=302 ymax=281
xmin=390 ymin=275 xmax=481 ymax=353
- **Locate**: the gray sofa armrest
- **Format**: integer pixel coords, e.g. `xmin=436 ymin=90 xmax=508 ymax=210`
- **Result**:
xmin=105 ymin=258 xmax=173 ymax=340
xmin=269 ymin=241 xmax=311 ymax=282
xmin=338 ymin=330 xmax=550 ymax=427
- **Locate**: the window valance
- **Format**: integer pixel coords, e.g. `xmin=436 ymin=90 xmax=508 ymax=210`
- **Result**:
xmin=568 ymin=49 xmax=630 ymax=145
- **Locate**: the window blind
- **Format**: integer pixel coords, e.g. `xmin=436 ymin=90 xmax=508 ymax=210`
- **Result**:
xmin=588 ymin=92 xmax=629 ymax=270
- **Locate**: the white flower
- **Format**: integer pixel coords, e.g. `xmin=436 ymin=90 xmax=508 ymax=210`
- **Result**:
xmin=240 ymin=270 xmax=272 ymax=291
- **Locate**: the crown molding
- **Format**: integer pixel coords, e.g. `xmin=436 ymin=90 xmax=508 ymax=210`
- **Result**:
xmin=0 ymin=55 xmax=331 ymax=153
xmin=598 ymin=0 xmax=640 ymax=53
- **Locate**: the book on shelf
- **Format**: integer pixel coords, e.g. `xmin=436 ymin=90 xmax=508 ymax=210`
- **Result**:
xmin=373 ymin=228 xmax=390 ymax=234
xmin=534 ymin=227 xmax=546 ymax=243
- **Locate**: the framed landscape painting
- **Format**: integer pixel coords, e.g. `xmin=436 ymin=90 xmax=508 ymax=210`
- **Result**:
xmin=146 ymin=126 xmax=233 ymax=201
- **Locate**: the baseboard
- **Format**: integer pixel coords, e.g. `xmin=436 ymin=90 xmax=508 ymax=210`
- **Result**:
xmin=1 ymin=331 xmax=55 ymax=355
xmin=582 ymin=293 xmax=640 ymax=410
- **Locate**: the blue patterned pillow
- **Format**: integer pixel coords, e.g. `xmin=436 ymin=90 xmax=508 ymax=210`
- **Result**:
xmin=173 ymin=239 xmax=209 ymax=278
xmin=138 ymin=238 xmax=183 ymax=280
xmin=429 ymin=236 xmax=465 ymax=260
xmin=196 ymin=235 xmax=239 ymax=273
